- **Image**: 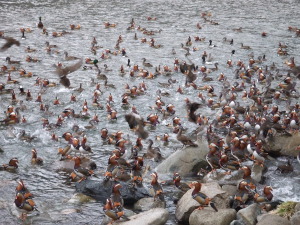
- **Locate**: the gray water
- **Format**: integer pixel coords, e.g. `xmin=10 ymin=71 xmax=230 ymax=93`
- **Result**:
xmin=0 ymin=0 xmax=300 ymax=224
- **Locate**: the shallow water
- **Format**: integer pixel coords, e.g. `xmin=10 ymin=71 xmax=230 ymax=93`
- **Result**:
xmin=0 ymin=0 xmax=300 ymax=224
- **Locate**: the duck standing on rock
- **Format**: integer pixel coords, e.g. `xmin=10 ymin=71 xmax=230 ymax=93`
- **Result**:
xmin=173 ymin=172 xmax=190 ymax=192
xmin=177 ymin=126 xmax=198 ymax=148
xmin=150 ymin=172 xmax=164 ymax=202
xmin=190 ymin=181 xmax=218 ymax=211
xmin=103 ymin=197 xmax=129 ymax=224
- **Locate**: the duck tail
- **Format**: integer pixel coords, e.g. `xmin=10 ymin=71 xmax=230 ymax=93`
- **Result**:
xmin=210 ymin=202 xmax=218 ymax=212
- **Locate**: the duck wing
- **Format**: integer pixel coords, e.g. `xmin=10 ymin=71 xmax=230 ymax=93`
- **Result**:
xmin=0 ymin=36 xmax=20 ymax=52
xmin=55 ymin=59 xmax=83 ymax=77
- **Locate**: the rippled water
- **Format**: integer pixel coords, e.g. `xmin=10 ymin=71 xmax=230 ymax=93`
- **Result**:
xmin=1 ymin=0 xmax=300 ymax=224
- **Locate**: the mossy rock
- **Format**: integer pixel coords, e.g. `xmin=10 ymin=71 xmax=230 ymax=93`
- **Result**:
xmin=275 ymin=201 xmax=297 ymax=219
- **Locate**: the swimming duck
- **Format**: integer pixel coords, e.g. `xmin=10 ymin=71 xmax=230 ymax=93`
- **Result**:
xmin=31 ymin=149 xmax=43 ymax=165
xmin=15 ymin=192 xmax=38 ymax=220
xmin=64 ymin=51 xmax=79 ymax=61
xmin=37 ymin=16 xmax=43 ymax=29
xmin=150 ymin=172 xmax=164 ymax=201
xmin=189 ymin=181 xmax=218 ymax=211
xmin=241 ymin=43 xmax=251 ymax=50
xmin=0 ymin=158 xmax=19 ymax=172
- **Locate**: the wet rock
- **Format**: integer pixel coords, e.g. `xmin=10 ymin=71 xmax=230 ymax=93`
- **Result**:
xmin=155 ymin=139 xmax=209 ymax=176
xmin=237 ymin=203 xmax=261 ymax=225
xmin=295 ymin=202 xmax=300 ymax=212
xmin=133 ymin=197 xmax=166 ymax=211
xmin=291 ymin=211 xmax=300 ymax=225
xmin=266 ymin=132 xmax=300 ymax=157
xmin=257 ymin=214 xmax=291 ymax=225
xmin=251 ymin=164 xmax=264 ymax=183
xmin=60 ymin=208 xmax=81 ymax=215
xmin=101 ymin=209 xmax=136 ymax=225
xmin=189 ymin=208 xmax=237 ymax=225
xmin=175 ymin=182 xmax=229 ymax=223
xmin=230 ymin=220 xmax=245 ymax=225
xmin=118 ymin=208 xmax=169 ymax=225
xmin=75 ymin=179 xmax=149 ymax=204
xmin=222 ymin=184 xmax=238 ymax=197
xmin=67 ymin=193 xmax=96 ymax=204
xmin=203 ymin=169 xmax=244 ymax=186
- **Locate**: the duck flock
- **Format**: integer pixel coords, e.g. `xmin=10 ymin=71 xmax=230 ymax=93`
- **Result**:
xmin=1 ymin=0 xmax=300 ymax=224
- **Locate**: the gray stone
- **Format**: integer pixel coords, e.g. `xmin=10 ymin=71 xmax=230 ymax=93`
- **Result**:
xmin=133 ymin=197 xmax=166 ymax=212
xmin=266 ymin=132 xmax=300 ymax=157
xmin=295 ymin=202 xmax=300 ymax=212
xmin=67 ymin=193 xmax=96 ymax=204
xmin=156 ymin=139 xmax=209 ymax=176
xmin=203 ymin=169 xmax=244 ymax=186
xmin=257 ymin=214 xmax=291 ymax=225
xmin=189 ymin=208 xmax=236 ymax=225
xmin=75 ymin=179 xmax=149 ymax=204
xmin=230 ymin=220 xmax=245 ymax=225
xmin=251 ymin=164 xmax=264 ymax=183
xmin=237 ymin=203 xmax=261 ymax=225
xmin=222 ymin=185 xmax=238 ymax=197
xmin=118 ymin=208 xmax=169 ymax=225
xmin=175 ymin=182 xmax=229 ymax=223
xmin=291 ymin=211 xmax=300 ymax=225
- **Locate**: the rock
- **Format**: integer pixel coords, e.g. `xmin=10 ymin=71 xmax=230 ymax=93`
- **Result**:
xmin=257 ymin=214 xmax=291 ymax=225
xmin=118 ymin=208 xmax=169 ymax=225
xmin=230 ymin=220 xmax=245 ymax=225
xmin=266 ymin=132 xmax=300 ymax=157
xmin=75 ymin=179 xmax=149 ymax=204
xmin=203 ymin=169 xmax=244 ymax=186
xmin=67 ymin=193 xmax=96 ymax=204
xmin=134 ymin=197 xmax=166 ymax=211
xmin=101 ymin=209 xmax=136 ymax=225
xmin=291 ymin=211 xmax=300 ymax=225
xmin=222 ymin=185 xmax=238 ymax=197
xmin=237 ymin=203 xmax=261 ymax=225
xmin=155 ymin=138 xmax=209 ymax=176
xmin=189 ymin=208 xmax=236 ymax=225
xmin=295 ymin=202 xmax=300 ymax=212
xmin=61 ymin=208 xmax=81 ymax=215
xmin=251 ymin=164 xmax=264 ymax=183
xmin=175 ymin=182 xmax=229 ymax=223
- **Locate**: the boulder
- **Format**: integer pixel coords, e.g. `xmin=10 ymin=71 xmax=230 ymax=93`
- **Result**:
xmin=155 ymin=139 xmax=209 ymax=176
xmin=134 ymin=197 xmax=166 ymax=211
xmin=203 ymin=169 xmax=244 ymax=186
xmin=237 ymin=203 xmax=261 ymax=225
xmin=251 ymin=164 xmax=264 ymax=183
xmin=257 ymin=214 xmax=291 ymax=225
xmin=189 ymin=208 xmax=237 ymax=225
xmin=118 ymin=208 xmax=169 ymax=225
xmin=222 ymin=185 xmax=238 ymax=197
xmin=291 ymin=211 xmax=300 ymax=225
xmin=266 ymin=132 xmax=300 ymax=157
xmin=295 ymin=202 xmax=300 ymax=212
xmin=75 ymin=179 xmax=149 ymax=204
xmin=67 ymin=193 xmax=96 ymax=204
xmin=175 ymin=182 xmax=229 ymax=223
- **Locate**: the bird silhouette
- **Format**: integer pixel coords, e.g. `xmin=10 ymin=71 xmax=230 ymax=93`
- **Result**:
xmin=0 ymin=36 xmax=20 ymax=52
xmin=54 ymin=59 xmax=83 ymax=87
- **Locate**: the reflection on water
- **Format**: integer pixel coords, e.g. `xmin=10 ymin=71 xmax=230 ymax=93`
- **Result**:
xmin=0 ymin=0 xmax=300 ymax=224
